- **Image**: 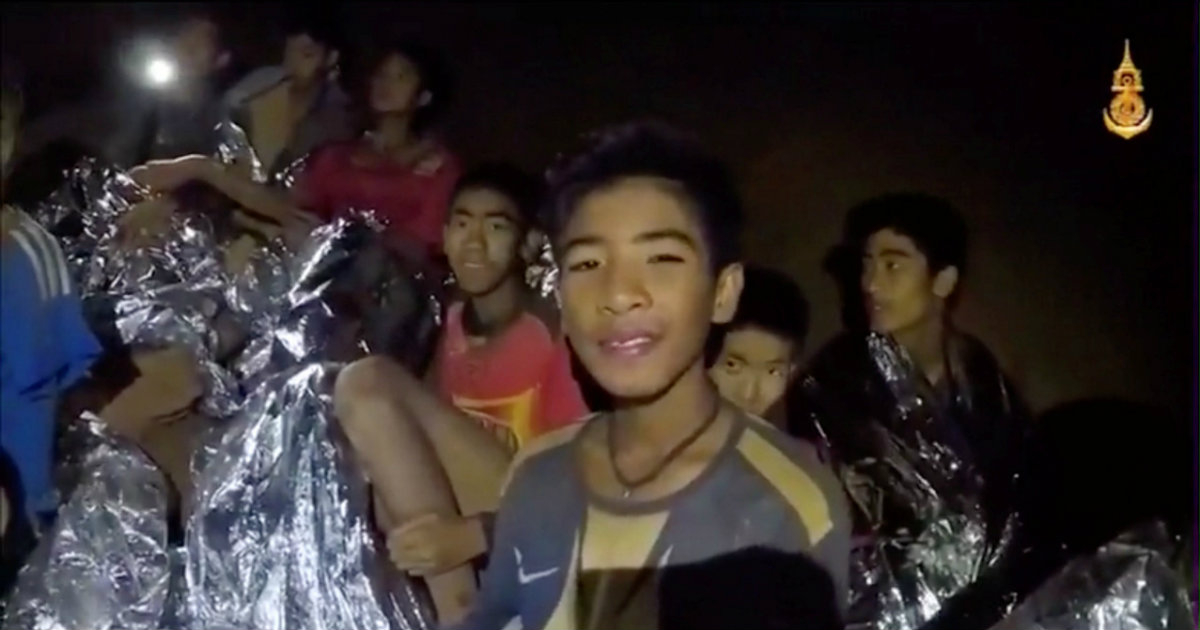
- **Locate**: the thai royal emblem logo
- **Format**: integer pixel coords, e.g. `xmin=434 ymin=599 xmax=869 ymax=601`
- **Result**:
xmin=1103 ymin=39 xmax=1153 ymax=140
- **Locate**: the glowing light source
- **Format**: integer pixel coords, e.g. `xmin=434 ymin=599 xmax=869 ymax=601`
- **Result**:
xmin=145 ymin=57 xmax=177 ymax=87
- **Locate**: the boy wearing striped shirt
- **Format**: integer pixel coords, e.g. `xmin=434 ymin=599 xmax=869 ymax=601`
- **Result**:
xmin=1 ymin=60 xmax=102 ymax=527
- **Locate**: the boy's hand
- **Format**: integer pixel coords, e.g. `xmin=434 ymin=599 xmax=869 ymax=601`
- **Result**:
xmin=129 ymin=155 xmax=212 ymax=192
xmin=387 ymin=514 xmax=486 ymax=576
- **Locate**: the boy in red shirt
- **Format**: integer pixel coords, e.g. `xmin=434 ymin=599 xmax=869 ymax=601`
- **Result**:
xmin=333 ymin=163 xmax=588 ymax=624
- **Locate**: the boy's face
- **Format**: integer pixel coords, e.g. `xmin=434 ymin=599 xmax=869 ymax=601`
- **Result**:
xmin=860 ymin=228 xmax=957 ymax=335
xmin=558 ymin=176 xmax=743 ymax=400
xmin=710 ymin=326 xmax=796 ymax=417
xmin=284 ymin=34 xmax=334 ymax=86
xmin=443 ymin=187 xmax=524 ymax=296
xmin=370 ymin=54 xmax=422 ymax=115
xmin=173 ymin=18 xmax=226 ymax=82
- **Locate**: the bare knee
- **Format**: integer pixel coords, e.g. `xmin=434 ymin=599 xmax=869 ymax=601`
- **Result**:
xmin=334 ymin=355 xmax=407 ymax=432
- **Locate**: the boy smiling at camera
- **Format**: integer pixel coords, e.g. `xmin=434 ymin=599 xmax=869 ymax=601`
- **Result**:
xmin=456 ymin=124 xmax=850 ymax=630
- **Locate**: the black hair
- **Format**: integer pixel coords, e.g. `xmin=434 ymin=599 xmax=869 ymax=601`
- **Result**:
xmin=367 ymin=40 xmax=452 ymax=133
xmin=726 ymin=265 xmax=809 ymax=354
xmin=844 ymin=193 xmax=968 ymax=276
xmin=543 ymin=121 xmax=744 ymax=273
xmin=452 ymin=162 xmax=543 ymax=227
xmin=178 ymin=10 xmax=229 ymax=52
xmin=281 ymin=7 xmax=346 ymax=54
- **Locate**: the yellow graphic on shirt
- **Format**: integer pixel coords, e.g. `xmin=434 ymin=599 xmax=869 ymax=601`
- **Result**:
xmin=453 ymin=389 xmax=536 ymax=452
xmin=737 ymin=429 xmax=833 ymax=545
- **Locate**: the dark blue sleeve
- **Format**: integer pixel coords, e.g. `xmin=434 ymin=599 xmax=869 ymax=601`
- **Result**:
xmin=1 ymin=246 xmax=42 ymax=394
xmin=446 ymin=469 xmax=525 ymax=630
xmin=1 ymin=228 xmax=100 ymax=395
xmin=0 ymin=246 xmax=57 ymax=511
xmin=51 ymin=292 xmax=101 ymax=389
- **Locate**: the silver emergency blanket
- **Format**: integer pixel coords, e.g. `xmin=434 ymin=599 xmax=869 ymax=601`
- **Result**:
xmin=990 ymin=523 xmax=1195 ymax=630
xmin=214 ymin=120 xmax=266 ymax=185
xmin=186 ymin=216 xmax=435 ymax=630
xmin=802 ymin=331 xmax=1026 ymax=630
xmin=525 ymin=230 xmax=559 ymax=301
xmin=6 ymin=145 xmax=439 ymax=629
xmin=186 ymin=364 xmax=431 ymax=630
xmin=2 ymin=415 xmax=173 ymax=630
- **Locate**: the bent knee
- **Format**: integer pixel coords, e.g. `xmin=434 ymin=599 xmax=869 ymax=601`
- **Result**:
xmin=334 ymin=355 xmax=405 ymax=421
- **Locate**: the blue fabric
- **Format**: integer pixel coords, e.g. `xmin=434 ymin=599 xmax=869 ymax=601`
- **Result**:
xmin=1 ymin=212 xmax=100 ymax=512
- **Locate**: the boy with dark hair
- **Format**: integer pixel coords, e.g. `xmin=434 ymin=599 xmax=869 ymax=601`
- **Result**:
xmin=708 ymin=264 xmax=809 ymax=423
xmin=106 ymin=12 xmax=234 ymax=168
xmin=806 ymin=193 xmax=1030 ymax=537
xmin=457 ymin=123 xmax=850 ymax=630
xmin=332 ymin=162 xmax=588 ymax=623
xmin=136 ymin=39 xmax=460 ymax=267
xmin=222 ymin=7 xmax=354 ymax=182
xmin=1 ymin=58 xmax=102 ymax=544
xmin=802 ymin=194 xmax=1031 ymax=627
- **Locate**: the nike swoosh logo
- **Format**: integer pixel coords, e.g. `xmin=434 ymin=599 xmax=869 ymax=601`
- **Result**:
xmin=658 ymin=546 xmax=674 ymax=569
xmin=514 ymin=547 xmax=561 ymax=585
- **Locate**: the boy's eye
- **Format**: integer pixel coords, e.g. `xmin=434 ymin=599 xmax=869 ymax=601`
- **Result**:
xmin=722 ymin=359 xmax=740 ymax=372
xmin=488 ymin=220 xmax=511 ymax=232
xmin=648 ymin=253 xmax=685 ymax=264
xmin=566 ymin=259 xmax=600 ymax=272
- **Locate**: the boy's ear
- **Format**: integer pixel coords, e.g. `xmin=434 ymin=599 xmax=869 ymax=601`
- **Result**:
xmin=711 ymin=263 xmax=745 ymax=325
xmin=932 ymin=265 xmax=959 ymax=299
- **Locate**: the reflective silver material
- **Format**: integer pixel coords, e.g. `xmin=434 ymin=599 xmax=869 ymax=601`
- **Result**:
xmin=186 ymin=364 xmax=433 ymax=630
xmin=2 ymin=415 xmax=172 ymax=630
xmin=213 ymin=116 xmax=307 ymax=191
xmin=11 ymin=159 xmax=439 ymax=629
xmin=990 ymin=524 xmax=1195 ymax=630
xmin=187 ymin=215 xmax=435 ymax=629
xmin=524 ymin=230 xmax=559 ymax=300
xmin=804 ymin=332 xmax=1026 ymax=630
xmin=214 ymin=120 xmax=266 ymax=184
xmin=25 ymin=158 xmax=147 ymax=292
xmin=273 ymin=154 xmax=310 ymax=191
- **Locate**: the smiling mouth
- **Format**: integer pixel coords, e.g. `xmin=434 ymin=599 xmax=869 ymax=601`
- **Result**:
xmin=599 ymin=333 xmax=661 ymax=359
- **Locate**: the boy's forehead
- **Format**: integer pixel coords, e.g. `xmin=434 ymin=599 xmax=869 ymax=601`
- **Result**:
xmin=865 ymin=228 xmax=920 ymax=255
xmin=564 ymin=176 xmax=705 ymax=243
xmin=724 ymin=325 xmax=794 ymax=359
xmin=452 ymin=187 xmax=523 ymax=221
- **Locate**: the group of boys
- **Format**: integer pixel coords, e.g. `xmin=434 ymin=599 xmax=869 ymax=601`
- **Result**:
xmin=1 ymin=25 xmax=1029 ymax=630
xmin=331 ymin=121 xmax=1021 ymax=629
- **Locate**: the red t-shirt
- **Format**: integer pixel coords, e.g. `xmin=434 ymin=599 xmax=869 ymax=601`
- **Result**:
xmin=296 ymin=140 xmax=461 ymax=252
xmin=434 ymin=301 xmax=589 ymax=452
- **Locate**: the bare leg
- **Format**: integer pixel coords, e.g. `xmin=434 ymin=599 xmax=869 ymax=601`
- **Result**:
xmin=334 ymin=356 xmax=510 ymax=624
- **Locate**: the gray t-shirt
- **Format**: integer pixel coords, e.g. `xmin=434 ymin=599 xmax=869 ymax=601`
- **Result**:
xmin=457 ymin=412 xmax=852 ymax=630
